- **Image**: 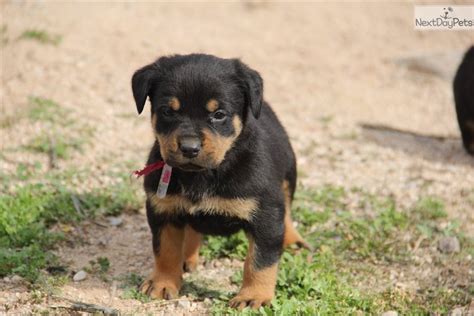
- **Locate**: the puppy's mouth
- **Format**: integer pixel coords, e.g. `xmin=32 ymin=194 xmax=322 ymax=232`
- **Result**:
xmin=175 ymin=163 xmax=206 ymax=172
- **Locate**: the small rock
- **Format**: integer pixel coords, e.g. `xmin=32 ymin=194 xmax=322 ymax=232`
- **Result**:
xmin=449 ymin=307 xmax=464 ymax=316
xmin=3 ymin=277 xmax=11 ymax=283
xmin=108 ymin=217 xmax=123 ymax=227
xmin=10 ymin=275 xmax=23 ymax=283
xmin=7 ymin=294 xmax=19 ymax=304
xmin=381 ymin=312 xmax=398 ymax=316
xmin=98 ymin=237 xmax=109 ymax=247
xmin=438 ymin=237 xmax=461 ymax=254
xmin=73 ymin=270 xmax=87 ymax=282
xmin=222 ymin=258 xmax=231 ymax=265
xmin=176 ymin=299 xmax=191 ymax=309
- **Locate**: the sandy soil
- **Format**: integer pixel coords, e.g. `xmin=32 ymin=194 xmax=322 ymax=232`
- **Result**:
xmin=1 ymin=1 xmax=473 ymax=315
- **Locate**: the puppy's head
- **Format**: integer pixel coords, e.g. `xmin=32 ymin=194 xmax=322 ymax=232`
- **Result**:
xmin=132 ymin=54 xmax=263 ymax=171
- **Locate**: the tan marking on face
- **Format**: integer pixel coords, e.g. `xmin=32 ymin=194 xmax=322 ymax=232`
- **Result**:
xmin=183 ymin=225 xmax=201 ymax=272
xmin=169 ymin=97 xmax=180 ymax=111
xmin=230 ymin=236 xmax=277 ymax=308
xmin=206 ymin=99 xmax=219 ymax=112
xmin=140 ymin=224 xmax=184 ymax=299
xmin=155 ymin=130 xmax=179 ymax=161
xmin=147 ymin=192 xmax=257 ymax=220
xmin=281 ymin=180 xmax=310 ymax=249
xmin=201 ymin=115 xmax=243 ymax=165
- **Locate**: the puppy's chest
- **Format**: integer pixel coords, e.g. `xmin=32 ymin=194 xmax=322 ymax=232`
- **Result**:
xmin=147 ymin=176 xmax=257 ymax=220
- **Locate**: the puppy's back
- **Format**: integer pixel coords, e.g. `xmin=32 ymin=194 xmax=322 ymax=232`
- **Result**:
xmin=453 ymin=46 xmax=474 ymax=155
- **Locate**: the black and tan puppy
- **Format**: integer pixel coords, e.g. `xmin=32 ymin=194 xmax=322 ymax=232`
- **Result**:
xmin=131 ymin=54 xmax=307 ymax=309
xmin=453 ymin=46 xmax=474 ymax=155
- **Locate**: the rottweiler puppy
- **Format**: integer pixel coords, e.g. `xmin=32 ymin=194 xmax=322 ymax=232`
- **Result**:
xmin=453 ymin=46 xmax=474 ymax=155
xmin=131 ymin=54 xmax=308 ymax=309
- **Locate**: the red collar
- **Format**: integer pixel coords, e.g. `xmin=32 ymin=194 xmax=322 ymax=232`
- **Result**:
xmin=133 ymin=161 xmax=165 ymax=178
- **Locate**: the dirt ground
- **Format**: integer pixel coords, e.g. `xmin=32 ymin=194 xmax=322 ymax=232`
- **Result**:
xmin=1 ymin=1 xmax=473 ymax=315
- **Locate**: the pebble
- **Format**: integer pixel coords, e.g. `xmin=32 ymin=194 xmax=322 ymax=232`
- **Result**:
xmin=438 ymin=237 xmax=461 ymax=254
xmin=73 ymin=270 xmax=87 ymax=282
xmin=108 ymin=217 xmax=123 ymax=227
xmin=449 ymin=307 xmax=464 ymax=316
xmin=222 ymin=258 xmax=231 ymax=265
xmin=176 ymin=299 xmax=191 ymax=309
xmin=11 ymin=275 xmax=23 ymax=283
xmin=381 ymin=312 xmax=398 ymax=316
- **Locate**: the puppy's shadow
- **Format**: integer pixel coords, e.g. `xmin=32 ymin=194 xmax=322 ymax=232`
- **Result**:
xmin=181 ymin=280 xmax=229 ymax=300
xmin=360 ymin=123 xmax=473 ymax=166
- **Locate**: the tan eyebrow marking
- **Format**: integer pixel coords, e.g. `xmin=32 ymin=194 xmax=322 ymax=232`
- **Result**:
xmin=169 ymin=97 xmax=180 ymax=111
xmin=206 ymin=99 xmax=219 ymax=112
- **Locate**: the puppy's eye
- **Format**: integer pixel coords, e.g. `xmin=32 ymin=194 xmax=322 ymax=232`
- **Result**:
xmin=160 ymin=107 xmax=174 ymax=117
xmin=211 ymin=110 xmax=226 ymax=121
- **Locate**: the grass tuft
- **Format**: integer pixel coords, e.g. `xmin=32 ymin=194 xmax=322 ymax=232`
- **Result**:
xmin=20 ymin=29 xmax=61 ymax=45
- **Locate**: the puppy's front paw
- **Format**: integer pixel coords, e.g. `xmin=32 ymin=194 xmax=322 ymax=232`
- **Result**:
xmin=140 ymin=277 xmax=180 ymax=300
xmin=229 ymin=292 xmax=273 ymax=310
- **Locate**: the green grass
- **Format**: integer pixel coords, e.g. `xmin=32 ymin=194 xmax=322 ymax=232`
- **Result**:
xmin=20 ymin=29 xmax=61 ymax=45
xmin=22 ymin=96 xmax=95 ymax=161
xmin=118 ymin=272 xmax=151 ymax=302
xmin=203 ymin=186 xmax=473 ymax=315
xmin=28 ymin=96 xmax=67 ymax=123
xmin=414 ymin=197 xmax=448 ymax=220
xmin=1 ymin=96 xmax=68 ymax=129
xmin=0 ymin=173 xmax=140 ymax=283
xmin=26 ymin=134 xmax=85 ymax=159
xmin=200 ymin=231 xmax=248 ymax=261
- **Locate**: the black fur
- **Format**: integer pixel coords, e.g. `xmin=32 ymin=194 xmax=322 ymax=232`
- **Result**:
xmin=132 ymin=54 xmax=296 ymax=271
xmin=453 ymin=46 xmax=474 ymax=155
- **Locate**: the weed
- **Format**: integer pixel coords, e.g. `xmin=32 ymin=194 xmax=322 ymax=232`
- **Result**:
xmin=28 ymin=96 xmax=66 ymax=123
xmin=20 ymin=29 xmax=61 ymax=45
xmin=414 ymin=197 xmax=448 ymax=220
xmin=85 ymin=256 xmax=111 ymax=281
xmin=117 ymin=273 xmax=151 ymax=302
xmin=26 ymin=134 xmax=84 ymax=159
xmin=200 ymin=231 xmax=248 ymax=261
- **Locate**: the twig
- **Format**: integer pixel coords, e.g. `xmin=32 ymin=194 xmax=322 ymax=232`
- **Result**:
xmin=69 ymin=302 xmax=119 ymax=315
xmin=71 ymin=195 xmax=85 ymax=217
xmin=412 ymin=235 xmax=426 ymax=252
xmin=50 ymin=296 xmax=119 ymax=315
xmin=92 ymin=220 xmax=109 ymax=228
xmin=48 ymin=135 xmax=58 ymax=170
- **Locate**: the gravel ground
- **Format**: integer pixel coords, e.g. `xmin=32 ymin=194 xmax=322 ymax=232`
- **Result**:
xmin=1 ymin=2 xmax=473 ymax=315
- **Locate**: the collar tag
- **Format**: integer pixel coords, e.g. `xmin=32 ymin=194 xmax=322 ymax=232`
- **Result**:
xmin=157 ymin=164 xmax=172 ymax=198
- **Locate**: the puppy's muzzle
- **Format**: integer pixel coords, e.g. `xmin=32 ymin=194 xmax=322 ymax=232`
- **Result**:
xmin=179 ymin=136 xmax=201 ymax=159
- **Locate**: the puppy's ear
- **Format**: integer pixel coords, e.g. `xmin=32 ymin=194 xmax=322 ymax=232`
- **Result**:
xmin=131 ymin=62 xmax=159 ymax=114
xmin=234 ymin=60 xmax=263 ymax=119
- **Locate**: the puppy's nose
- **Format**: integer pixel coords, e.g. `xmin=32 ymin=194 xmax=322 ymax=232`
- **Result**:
xmin=179 ymin=137 xmax=201 ymax=158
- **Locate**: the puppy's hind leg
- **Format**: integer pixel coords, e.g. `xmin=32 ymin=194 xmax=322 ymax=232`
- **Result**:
xmin=281 ymin=180 xmax=312 ymax=250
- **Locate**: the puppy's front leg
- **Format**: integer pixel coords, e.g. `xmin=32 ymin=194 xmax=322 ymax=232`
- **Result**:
xmin=230 ymin=211 xmax=284 ymax=309
xmin=141 ymin=201 xmax=185 ymax=299
xmin=183 ymin=225 xmax=202 ymax=272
